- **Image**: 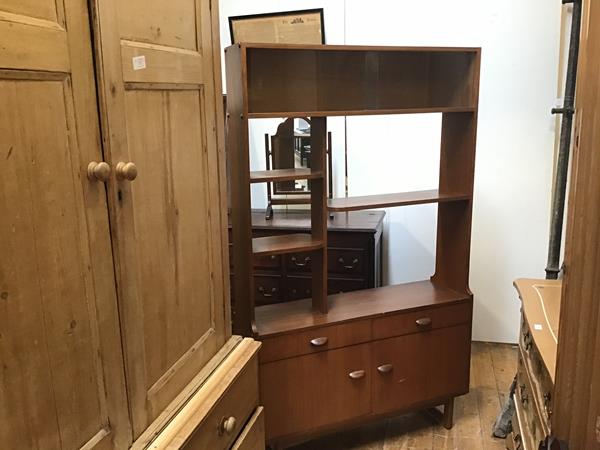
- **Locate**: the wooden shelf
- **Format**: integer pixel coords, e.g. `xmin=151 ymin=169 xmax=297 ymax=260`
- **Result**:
xmin=252 ymin=234 xmax=324 ymax=257
xmin=250 ymin=168 xmax=323 ymax=183
xmin=327 ymin=189 xmax=470 ymax=212
xmin=255 ymin=280 xmax=470 ymax=337
xmin=248 ymin=106 xmax=476 ymax=119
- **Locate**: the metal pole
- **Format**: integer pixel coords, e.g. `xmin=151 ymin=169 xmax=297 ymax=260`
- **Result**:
xmin=545 ymin=0 xmax=582 ymax=280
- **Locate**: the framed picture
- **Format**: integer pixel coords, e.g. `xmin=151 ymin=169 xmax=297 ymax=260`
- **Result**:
xmin=229 ymin=8 xmax=325 ymax=45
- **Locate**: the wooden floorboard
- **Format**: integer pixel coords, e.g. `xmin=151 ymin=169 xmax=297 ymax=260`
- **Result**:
xmin=290 ymin=342 xmax=518 ymax=450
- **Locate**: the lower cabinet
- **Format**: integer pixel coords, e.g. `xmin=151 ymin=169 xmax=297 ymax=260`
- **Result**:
xmin=260 ymin=344 xmax=372 ymax=438
xmin=372 ymin=325 xmax=471 ymax=414
xmin=259 ymin=303 xmax=472 ymax=443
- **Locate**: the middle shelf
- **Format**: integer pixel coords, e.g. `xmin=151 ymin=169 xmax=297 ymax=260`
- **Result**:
xmin=327 ymin=189 xmax=471 ymax=212
xmin=250 ymin=168 xmax=324 ymax=183
xmin=252 ymin=233 xmax=325 ymax=257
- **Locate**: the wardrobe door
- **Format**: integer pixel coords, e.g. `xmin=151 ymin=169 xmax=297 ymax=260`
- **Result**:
xmin=0 ymin=1 xmax=130 ymax=449
xmin=93 ymin=0 xmax=230 ymax=436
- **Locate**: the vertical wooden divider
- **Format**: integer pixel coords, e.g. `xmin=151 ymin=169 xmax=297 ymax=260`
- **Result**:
xmin=226 ymin=45 xmax=255 ymax=336
xmin=310 ymin=117 xmax=328 ymax=313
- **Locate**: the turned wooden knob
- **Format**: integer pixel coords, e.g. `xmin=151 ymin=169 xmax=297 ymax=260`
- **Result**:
xmin=116 ymin=162 xmax=138 ymax=181
xmin=87 ymin=162 xmax=111 ymax=182
xmin=219 ymin=416 xmax=236 ymax=435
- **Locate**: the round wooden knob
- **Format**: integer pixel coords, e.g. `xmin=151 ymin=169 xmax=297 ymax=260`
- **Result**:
xmin=116 ymin=162 xmax=138 ymax=181
xmin=219 ymin=416 xmax=236 ymax=435
xmin=87 ymin=162 xmax=111 ymax=182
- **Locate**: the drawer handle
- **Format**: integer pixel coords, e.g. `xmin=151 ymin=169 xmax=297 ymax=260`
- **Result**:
xmin=291 ymin=256 xmax=311 ymax=267
xmin=377 ymin=364 xmax=393 ymax=374
xmin=544 ymin=392 xmax=552 ymax=417
xmin=258 ymin=286 xmax=276 ymax=298
xmin=338 ymin=257 xmax=359 ymax=270
xmin=523 ymin=331 xmax=533 ymax=350
xmin=310 ymin=337 xmax=329 ymax=347
xmin=219 ymin=416 xmax=237 ymax=436
xmin=348 ymin=370 xmax=366 ymax=380
xmin=415 ymin=317 xmax=432 ymax=327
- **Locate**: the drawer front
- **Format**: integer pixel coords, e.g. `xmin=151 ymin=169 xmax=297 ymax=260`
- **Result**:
xmin=516 ymin=351 xmax=547 ymax=447
xmin=285 ymin=275 xmax=313 ymax=301
xmin=254 ymin=275 xmax=283 ymax=306
xmin=260 ymin=320 xmax=372 ymax=363
xmin=507 ymin=398 xmax=524 ymax=450
xmin=373 ymin=301 xmax=472 ymax=340
xmin=328 ymin=277 xmax=366 ymax=295
xmin=260 ymin=343 xmax=371 ymax=439
xmin=231 ymin=406 xmax=265 ymax=450
xmin=328 ymin=247 xmax=366 ymax=276
xmin=180 ymin=344 xmax=260 ymax=450
xmin=371 ymin=324 xmax=471 ymax=414
xmin=254 ymin=253 xmax=281 ymax=271
xmin=327 ymin=231 xmax=371 ymax=249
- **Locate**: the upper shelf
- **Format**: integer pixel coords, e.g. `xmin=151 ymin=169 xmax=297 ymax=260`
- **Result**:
xmin=227 ymin=44 xmax=480 ymax=117
xmin=327 ymin=189 xmax=471 ymax=212
xmin=250 ymin=168 xmax=323 ymax=183
xmin=252 ymin=234 xmax=324 ymax=257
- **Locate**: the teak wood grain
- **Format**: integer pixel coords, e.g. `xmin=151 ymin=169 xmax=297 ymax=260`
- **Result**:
xmin=0 ymin=1 xmax=130 ymax=448
xmin=93 ymin=0 xmax=230 ymax=437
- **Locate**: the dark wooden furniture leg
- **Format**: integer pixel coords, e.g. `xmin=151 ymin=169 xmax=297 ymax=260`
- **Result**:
xmin=443 ymin=397 xmax=455 ymax=429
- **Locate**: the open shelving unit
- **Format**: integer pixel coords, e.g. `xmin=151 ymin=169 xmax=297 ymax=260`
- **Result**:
xmin=226 ymin=43 xmax=480 ymax=445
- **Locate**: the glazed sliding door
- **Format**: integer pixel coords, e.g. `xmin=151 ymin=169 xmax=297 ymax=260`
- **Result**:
xmin=0 ymin=0 xmax=130 ymax=449
xmin=93 ymin=0 xmax=230 ymax=437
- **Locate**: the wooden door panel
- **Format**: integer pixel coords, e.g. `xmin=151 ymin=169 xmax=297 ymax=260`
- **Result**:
xmin=0 ymin=2 xmax=130 ymax=449
xmin=371 ymin=324 xmax=471 ymax=414
xmin=94 ymin=0 xmax=229 ymax=436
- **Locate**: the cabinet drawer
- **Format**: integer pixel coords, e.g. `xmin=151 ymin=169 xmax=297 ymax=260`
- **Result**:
xmin=260 ymin=320 xmax=372 ymax=363
xmin=372 ymin=324 xmax=470 ymax=414
xmin=254 ymin=275 xmax=283 ymax=306
xmin=328 ymin=277 xmax=366 ymax=295
xmin=284 ymin=251 xmax=313 ymax=273
xmin=231 ymin=406 xmax=265 ymax=450
xmin=373 ymin=300 xmax=471 ymax=340
xmin=254 ymin=253 xmax=281 ymax=270
xmin=516 ymin=351 xmax=546 ymax=447
xmin=183 ymin=356 xmax=259 ymax=450
xmin=260 ymin=343 xmax=371 ymax=440
xmin=285 ymin=275 xmax=313 ymax=300
xmin=328 ymin=248 xmax=366 ymax=276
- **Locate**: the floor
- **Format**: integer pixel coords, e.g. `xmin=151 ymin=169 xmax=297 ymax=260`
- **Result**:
xmin=290 ymin=342 xmax=517 ymax=450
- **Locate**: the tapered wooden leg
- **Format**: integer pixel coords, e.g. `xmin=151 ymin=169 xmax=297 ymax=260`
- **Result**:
xmin=443 ymin=397 xmax=455 ymax=429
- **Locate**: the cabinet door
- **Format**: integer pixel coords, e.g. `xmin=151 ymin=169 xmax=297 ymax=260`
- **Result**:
xmin=372 ymin=324 xmax=471 ymax=414
xmin=92 ymin=0 xmax=230 ymax=436
xmin=0 ymin=1 xmax=130 ymax=448
xmin=260 ymin=343 xmax=371 ymax=439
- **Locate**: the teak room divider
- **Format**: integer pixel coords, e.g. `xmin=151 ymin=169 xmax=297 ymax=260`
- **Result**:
xmin=226 ymin=43 xmax=480 ymax=446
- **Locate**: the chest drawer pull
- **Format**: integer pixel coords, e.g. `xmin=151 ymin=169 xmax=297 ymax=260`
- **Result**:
xmin=415 ymin=317 xmax=432 ymax=327
xmin=310 ymin=337 xmax=329 ymax=347
xmin=348 ymin=370 xmax=366 ymax=380
xmin=258 ymin=286 xmax=276 ymax=298
xmin=291 ymin=256 xmax=311 ymax=267
xmin=377 ymin=364 xmax=393 ymax=374
xmin=338 ymin=257 xmax=359 ymax=270
xmin=219 ymin=416 xmax=237 ymax=436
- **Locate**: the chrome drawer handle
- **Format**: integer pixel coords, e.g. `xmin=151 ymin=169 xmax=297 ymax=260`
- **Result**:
xmin=338 ymin=257 xmax=359 ymax=270
xmin=219 ymin=416 xmax=237 ymax=435
xmin=377 ymin=364 xmax=393 ymax=374
xmin=348 ymin=370 xmax=366 ymax=380
xmin=310 ymin=337 xmax=328 ymax=347
xmin=258 ymin=286 xmax=276 ymax=298
xmin=415 ymin=317 xmax=432 ymax=327
xmin=291 ymin=256 xmax=311 ymax=267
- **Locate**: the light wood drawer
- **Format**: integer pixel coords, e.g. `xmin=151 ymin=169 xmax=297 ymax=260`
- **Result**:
xmin=259 ymin=320 xmax=372 ymax=363
xmin=516 ymin=351 xmax=546 ymax=450
xmin=231 ymin=406 xmax=265 ymax=450
xmin=373 ymin=301 xmax=471 ymax=340
xmin=183 ymin=357 xmax=259 ymax=449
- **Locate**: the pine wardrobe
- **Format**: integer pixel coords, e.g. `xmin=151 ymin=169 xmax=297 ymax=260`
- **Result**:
xmin=0 ymin=0 xmax=262 ymax=449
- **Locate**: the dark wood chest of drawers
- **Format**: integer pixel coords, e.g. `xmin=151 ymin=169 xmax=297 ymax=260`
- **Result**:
xmin=229 ymin=210 xmax=384 ymax=307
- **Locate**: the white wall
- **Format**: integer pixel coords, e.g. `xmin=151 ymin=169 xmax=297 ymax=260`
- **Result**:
xmin=219 ymin=0 xmax=562 ymax=343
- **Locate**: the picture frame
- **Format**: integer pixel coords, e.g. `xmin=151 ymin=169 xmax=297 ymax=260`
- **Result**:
xmin=229 ymin=8 xmax=325 ymax=45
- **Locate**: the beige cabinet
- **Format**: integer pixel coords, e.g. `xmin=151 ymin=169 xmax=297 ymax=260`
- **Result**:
xmin=0 ymin=0 xmax=260 ymax=449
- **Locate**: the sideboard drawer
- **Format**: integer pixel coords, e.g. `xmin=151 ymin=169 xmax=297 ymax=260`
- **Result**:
xmin=254 ymin=275 xmax=283 ymax=306
xmin=260 ymin=320 xmax=372 ymax=363
xmin=328 ymin=248 xmax=366 ymax=276
xmin=373 ymin=300 xmax=472 ymax=340
xmin=231 ymin=406 xmax=265 ymax=450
